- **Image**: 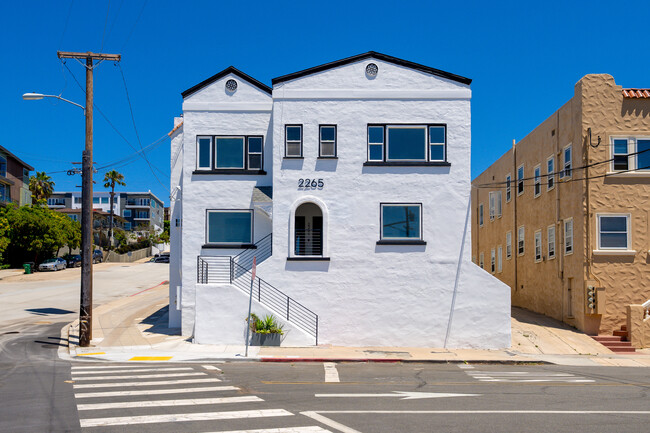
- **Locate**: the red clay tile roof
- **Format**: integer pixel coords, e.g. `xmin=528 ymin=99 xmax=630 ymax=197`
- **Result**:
xmin=622 ymin=89 xmax=650 ymax=98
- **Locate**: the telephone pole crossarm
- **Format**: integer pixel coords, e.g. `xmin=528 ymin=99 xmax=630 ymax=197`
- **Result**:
xmin=57 ymin=51 xmax=121 ymax=62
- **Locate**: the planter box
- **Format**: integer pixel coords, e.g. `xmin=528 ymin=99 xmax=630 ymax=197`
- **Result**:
xmin=250 ymin=332 xmax=281 ymax=346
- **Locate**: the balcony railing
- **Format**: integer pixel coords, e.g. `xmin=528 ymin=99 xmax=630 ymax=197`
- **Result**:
xmin=295 ymin=229 xmax=322 ymax=256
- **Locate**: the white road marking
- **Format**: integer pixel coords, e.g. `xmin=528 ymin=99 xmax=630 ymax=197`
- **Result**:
xmin=203 ymin=365 xmax=222 ymax=371
xmin=315 ymin=391 xmax=480 ymax=400
xmin=458 ymin=364 xmax=474 ymax=369
xmin=301 ymin=412 xmax=362 ymax=433
xmin=74 ymin=385 xmax=239 ymax=398
xmin=78 ymin=395 xmax=262 ymax=410
xmin=201 ymin=428 xmax=331 ymax=433
xmin=323 ymin=363 xmax=339 ymax=383
xmin=465 ymin=370 xmax=594 ymax=383
xmin=72 ymin=372 xmax=206 ymax=381
xmin=73 ymin=378 xmax=221 ymax=388
xmin=71 ymin=367 xmax=193 ymax=375
xmin=72 ymin=364 xmax=169 ymax=370
xmin=79 ymin=409 xmax=294 ymax=427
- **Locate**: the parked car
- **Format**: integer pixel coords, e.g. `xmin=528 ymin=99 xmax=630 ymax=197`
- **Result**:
xmin=39 ymin=258 xmax=67 ymax=271
xmin=92 ymin=250 xmax=103 ymax=264
xmin=151 ymin=255 xmax=169 ymax=263
xmin=62 ymin=254 xmax=82 ymax=268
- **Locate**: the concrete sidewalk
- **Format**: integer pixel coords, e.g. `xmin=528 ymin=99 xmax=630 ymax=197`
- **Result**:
xmin=62 ymin=284 xmax=650 ymax=366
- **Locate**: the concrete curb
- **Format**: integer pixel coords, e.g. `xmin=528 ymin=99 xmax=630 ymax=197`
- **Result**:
xmin=258 ymin=357 xmax=551 ymax=365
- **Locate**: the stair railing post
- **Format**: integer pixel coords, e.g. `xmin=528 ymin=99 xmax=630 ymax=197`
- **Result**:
xmin=229 ymin=258 xmax=233 ymax=284
xmin=258 ymin=279 xmax=261 ymax=302
xmin=286 ymin=297 xmax=290 ymax=321
xmin=315 ymin=316 xmax=318 ymax=346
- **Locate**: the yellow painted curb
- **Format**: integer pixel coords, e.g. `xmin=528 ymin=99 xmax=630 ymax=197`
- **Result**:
xmin=76 ymin=352 xmax=106 ymax=356
xmin=129 ymin=356 xmax=173 ymax=361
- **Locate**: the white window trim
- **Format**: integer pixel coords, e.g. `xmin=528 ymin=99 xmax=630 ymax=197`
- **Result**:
xmin=490 ymin=248 xmax=496 ymax=274
xmin=506 ymin=231 xmax=512 ymax=259
xmin=517 ymin=164 xmax=525 ymax=196
xmin=367 ymin=126 xmax=384 ymax=162
xmin=518 ymin=225 xmax=525 ymax=256
xmin=547 ymin=225 xmax=556 ymax=259
xmin=505 ymin=173 xmax=512 ymax=203
xmin=196 ymin=136 xmax=213 ymax=170
xmin=534 ymin=229 xmax=542 ymax=263
xmin=489 ymin=192 xmax=495 ymax=221
xmin=534 ymin=164 xmax=541 ymax=198
xmin=496 ymin=191 xmax=502 ymax=218
xmin=547 ymin=155 xmax=555 ymax=191
xmin=564 ymin=218 xmax=573 ymax=256
xmin=497 ymin=245 xmax=503 ymax=273
xmin=561 ymin=143 xmax=572 ymax=179
xmin=609 ymin=135 xmax=650 ymax=174
xmin=596 ymin=213 xmax=631 ymax=251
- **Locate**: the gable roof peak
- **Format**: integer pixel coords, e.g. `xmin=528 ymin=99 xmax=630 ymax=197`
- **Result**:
xmin=181 ymin=66 xmax=271 ymax=98
xmin=272 ymin=51 xmax=472 ymax=86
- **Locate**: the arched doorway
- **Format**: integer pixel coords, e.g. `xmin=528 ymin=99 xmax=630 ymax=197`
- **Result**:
xmin=294 ymin=202 xmax=323 ymax=256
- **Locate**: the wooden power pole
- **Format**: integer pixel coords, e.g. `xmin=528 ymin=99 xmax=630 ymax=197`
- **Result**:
xmin=57 ymin=51 xmax=121 ymax=347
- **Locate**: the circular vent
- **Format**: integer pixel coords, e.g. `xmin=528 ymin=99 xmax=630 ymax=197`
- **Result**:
xmin=365 ymin=63 xmax=378 ymax=77
xmin=225 ymin=79 xmax=238 ymax=92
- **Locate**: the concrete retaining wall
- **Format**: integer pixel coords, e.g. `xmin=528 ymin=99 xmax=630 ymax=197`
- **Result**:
xmin=105 ymin=247 xmax=152 ymax=263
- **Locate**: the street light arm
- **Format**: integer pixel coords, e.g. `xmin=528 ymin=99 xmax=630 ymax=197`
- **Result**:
xmin=22 ymin=93 xmax=85 ymax=113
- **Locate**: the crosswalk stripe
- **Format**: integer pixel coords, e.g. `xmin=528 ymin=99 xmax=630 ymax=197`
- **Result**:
xmin=324 ymin=363 xmax=339 ymax=383
xmin=201 ymin=427 xmax=332 ymax=433
xmin=79 ymin=409 xmax=294 ymax=427
xmin=465 ymin=370 xmax=595 ymax=383
xmin=78 ymin=395 xmax=263 ymax=410
xmin=72 ymin=364 xmax=170 ymax=370
xmin=203 ymin=365 xmax=222 ymax=371
xmin=478 ymin=379 xmax=594 ymax=383
xmin=73 ymin=378 xmax=222 ymax=388
xmin=72 ymin=367 xmax=193 ymax=375
xmin=72 ymin=372 xmax=206 ymax=381
xmin=74 ymin=385 xmax=240 ymax=398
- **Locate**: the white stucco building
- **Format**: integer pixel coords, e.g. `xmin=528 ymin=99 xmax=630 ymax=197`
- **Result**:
xmin=169 ymin=52 xmax=511 ymax=348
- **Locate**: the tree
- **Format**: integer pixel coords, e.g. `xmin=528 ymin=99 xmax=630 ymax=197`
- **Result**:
xmin=2 ymin=203 xmax=81 ymax=266
xmin=102 ymin=170 xmax=126 ymax=249
xmin=29 ymin=171 xmax=55 ymax=201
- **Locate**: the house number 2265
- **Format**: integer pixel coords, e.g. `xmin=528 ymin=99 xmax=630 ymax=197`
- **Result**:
xmin=298 ymin=178 xmax=324 ymax=188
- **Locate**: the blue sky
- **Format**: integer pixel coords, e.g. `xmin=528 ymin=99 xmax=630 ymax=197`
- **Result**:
xmin=5 ymin=0 xmax=650 ymax=207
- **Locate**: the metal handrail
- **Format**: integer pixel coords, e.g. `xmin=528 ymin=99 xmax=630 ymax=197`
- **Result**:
xmin=233 ymin=233 xmax=272 ymax=270
xmin=295 ymin=229 xmax=322 ymax=256
xmin=230 ymin=259 xmax=318 ymax=343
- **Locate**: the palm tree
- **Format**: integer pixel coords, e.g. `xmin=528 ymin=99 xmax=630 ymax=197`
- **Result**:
xmin=29 ymin=171 xmax=55 ymax=201
xmin=103 ymin=170 xmax=126 ymax=248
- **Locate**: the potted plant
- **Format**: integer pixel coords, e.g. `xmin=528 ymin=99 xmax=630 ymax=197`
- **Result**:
xmin=247 ymin=313 xmax=284 ymax=346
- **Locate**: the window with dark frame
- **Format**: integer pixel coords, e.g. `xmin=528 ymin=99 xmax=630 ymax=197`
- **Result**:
xmin=517 ymin=165 xmax=524 ymax=195
xmin=366 ymin=124 xmax=447 ymax=164
xmin=196 ymin=135 xmax=264 ymax=172
xmin=547 ymin=156 xmax=555 ymax=190
xmin=319 ymin=125 xmax=337 ymax=157
xmin=285 ymin=125 xmax=303 ymax=157
xmin=380 ymin=203 xmax=422 ymax=241
xmin=206 ymin=209 xmax=253 ymax=245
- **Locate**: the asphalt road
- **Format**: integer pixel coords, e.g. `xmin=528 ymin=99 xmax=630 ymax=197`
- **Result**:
xmin=7 ymin=360 xmax=645 ymax=433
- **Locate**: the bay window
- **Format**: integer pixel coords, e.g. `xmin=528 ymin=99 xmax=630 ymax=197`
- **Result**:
xmin=366 ymin=124 xmax=447 ymax=164
xmin=196 ymin=135 xmax=264 ymax=172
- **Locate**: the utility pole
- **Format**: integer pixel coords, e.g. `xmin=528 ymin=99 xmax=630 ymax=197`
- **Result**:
xmin=57 ymin=51 xmax=121 ymax=347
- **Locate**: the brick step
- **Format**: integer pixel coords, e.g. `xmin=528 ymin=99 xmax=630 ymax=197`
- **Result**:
xmin=592 ymin=336 xmax=622 ymax=342
xmin=607 ymin=346 xmax=636 ymax=353
xmin=613 ymin=330 xmax=629 ymax=339
xmin=601 ymin=341 xmax=633 ymax=347
xmin=620 ymin=325 xmax=627 ymax=332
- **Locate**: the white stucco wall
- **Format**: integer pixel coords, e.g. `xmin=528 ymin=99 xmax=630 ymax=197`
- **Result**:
xmin=178 ymin=73 xmax=273 ymax=336
xmin=168 ymin=117 xmax=184 ymax=328
xmin=174 ymin=57 xmax=511 ymax=348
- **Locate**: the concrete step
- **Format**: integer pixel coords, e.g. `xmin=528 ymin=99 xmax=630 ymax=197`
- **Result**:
xmin=608 ymin=346 xmax=636 ymax=353
xmin=602 ymin=341 xmax=633 ymax=347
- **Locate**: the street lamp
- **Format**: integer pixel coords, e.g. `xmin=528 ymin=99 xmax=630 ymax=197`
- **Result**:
xmin=23 ymin=91 xmax=95 ymax=347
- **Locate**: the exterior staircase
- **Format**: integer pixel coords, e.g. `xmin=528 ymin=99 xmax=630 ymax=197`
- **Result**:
xmin=592 ymin=325 xmax=636 ymax=353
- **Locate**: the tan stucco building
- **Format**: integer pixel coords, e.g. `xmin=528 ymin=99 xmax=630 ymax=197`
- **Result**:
xmin=472 ymin=74 xmax=650 ymax=344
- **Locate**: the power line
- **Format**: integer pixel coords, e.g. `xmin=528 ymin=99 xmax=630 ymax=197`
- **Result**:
xmin=104 ymin=0 xmax=125 ymax=50
xmin=58 ymin=0 xmax=75 ymax=50
xmin=100 ymin=0 xmax=112 ymax=52
xmin=121 ymin=0 xmax=148 ymax=52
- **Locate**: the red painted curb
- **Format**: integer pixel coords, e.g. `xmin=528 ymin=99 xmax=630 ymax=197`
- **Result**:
xmin=260 ymin=358 xmax=402 ymax=363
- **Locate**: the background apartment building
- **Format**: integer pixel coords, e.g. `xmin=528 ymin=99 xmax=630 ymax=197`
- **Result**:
xmin=0 ymin=145 xmax=32 ymax=207
xmin=472 ymin=74 xmax=650 ymax=342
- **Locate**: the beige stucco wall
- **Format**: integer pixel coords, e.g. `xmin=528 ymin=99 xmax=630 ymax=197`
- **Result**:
xmin=579 ymin=74 xmax=650 ymax=335
xmin=472 ymin=74 xmax=650 ymax=336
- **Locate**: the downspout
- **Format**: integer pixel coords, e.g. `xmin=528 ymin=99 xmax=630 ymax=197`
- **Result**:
xmin=513 ymin=139 xmax=518 ymax=293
